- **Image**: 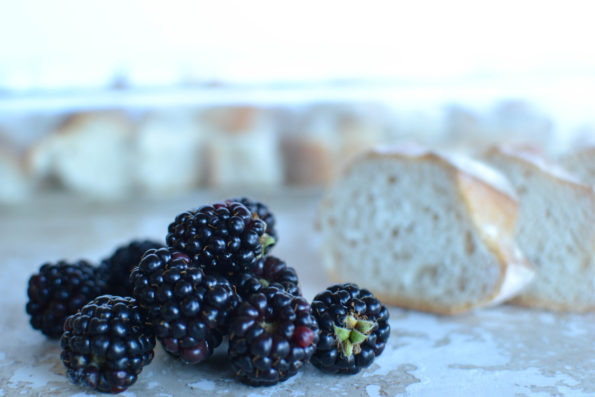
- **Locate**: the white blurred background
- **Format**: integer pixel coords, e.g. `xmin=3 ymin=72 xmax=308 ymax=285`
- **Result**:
xmin=2 ymin=1 xmax=595 ymax=88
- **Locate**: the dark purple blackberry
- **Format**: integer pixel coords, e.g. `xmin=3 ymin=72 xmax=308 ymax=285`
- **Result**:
xmin=228 ymin=286 xmax=319 ymax=386
xmin=60 ymin=295 xmax=155 ymax=394
xmin=233 ymin=256 xmax=301 ymax=299
xmin=98 ymin=240 xmax=165 ymax=297
xmin=166 ymin=201 xmax=274 ymax=277
xmin=130 ymin=248 xmax=239 ymax=364
xmin=26 ymin=260 xmax=106 ymax=339
xmin=229 ymin=197 xmax=278 ymax=253
xmin=310 ymin=283 xmax=390 ymax=374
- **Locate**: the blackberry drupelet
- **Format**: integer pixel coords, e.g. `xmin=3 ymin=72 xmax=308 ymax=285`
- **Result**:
xmin=130 ymin=248 xmax=239 ymax=364
xmin=98 ymin=240 xmax=165 ymax=297
xmin=60 ymin=295 xmax=155 ymax=394
xmin=228 ymin=286 xmax=319 ymax=386
xmin=26 ymin=260 xmax=106 ymax=338
xmin=233 ymin=256 xmax=301 ymax=299
xmin=166 ymin=201 xmax=274 ymax=277
xmin=230 ymin=197 xmax=278 ymax=252
xmin=310 ymin=283 xmax=390 ymax=374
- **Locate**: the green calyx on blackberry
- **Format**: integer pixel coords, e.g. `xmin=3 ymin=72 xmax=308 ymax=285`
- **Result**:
xmin=228 ymin=286 xmax=319 ymax=386
xmin=233 ymin=256 xmax=301 ymax=299
xmin=229 ymin=197 xmax=278 ymax=253
xmin=166 ymin=201 xmax=275 ymax=277
xmin=60 ymin=295 xmax=155 ymax=394
xmin=26 ymin=260 xmax=106 ymax=339
xmin=311 ymin=283 xmax=390 ymax=374
xmin=98 ymin=240 xmax=165 ymax=297
xmin=130 ymin=248 xmax=239 ymax=364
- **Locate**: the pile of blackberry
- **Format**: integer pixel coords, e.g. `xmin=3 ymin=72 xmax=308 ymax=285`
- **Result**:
xmin=25 ymin=197 xmax=390 ymax=394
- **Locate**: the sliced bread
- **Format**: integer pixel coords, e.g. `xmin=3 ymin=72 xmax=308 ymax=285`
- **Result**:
xmin=28 ymin=111 xmax=134 ymax=198
xmin=318 ymin=144 xmax=534 ymax=315
xmin=134 ymin=109 xmax=204 ymax=194
xmin=485 ymin=146 xmax=595 ymax=311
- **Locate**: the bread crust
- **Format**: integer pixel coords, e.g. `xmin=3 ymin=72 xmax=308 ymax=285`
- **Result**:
xmin=320 ymin=143 xmax=534 ymax=315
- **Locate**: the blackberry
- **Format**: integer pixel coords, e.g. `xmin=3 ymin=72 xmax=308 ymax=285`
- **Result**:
xmin=228 ymin=286 xmax=319 ymax=386
xmin=166 ymin=201 xmax=274 ymax=277
xmin=230 ymin=197 xmax=278 ymax=252
xmin=98 ymin=240 xmax=165 ymax=297
xmin=233 ymin=256 xmax=301 ymax=299
xmin=60 ymin=295 xmax=155 ymax=394
xmin=26 ymin=260 xmax=105 ymax=339
xmin=310 ymin=283 xmax=390 ymax=374
xmin=130 ymin=248 xmax=239 ymax=364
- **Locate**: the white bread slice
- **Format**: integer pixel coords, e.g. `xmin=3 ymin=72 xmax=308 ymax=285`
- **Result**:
xmin=485 ymin=146 xmax=595 ymax=311
xmin=559 ymin=146 xmax=595 ymax=187
xmin=28 ymin=111 xmax=134 ymax=198
xmin=318 ymin=144 xmax=534 ymax=315
xmin=134 ymin=109 xmax=203 ymax=194
xmin=202 ymin=107 xmax=283 ymax=187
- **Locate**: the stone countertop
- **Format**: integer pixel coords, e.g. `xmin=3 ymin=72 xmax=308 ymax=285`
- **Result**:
xmin=1 ymin=190 xmax=594 ymax=396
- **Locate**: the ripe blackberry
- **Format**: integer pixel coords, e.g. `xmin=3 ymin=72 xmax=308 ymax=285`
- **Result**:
xmin=166 ymin=201 xmax=275 ymax=277
xmin=130 ymin=248 xmax=239 ymax=364
xmin=233 ymin=256 xmax=301 ymax=299
xmin=228 ymin=286 xmax=319 ymax=386
xmin=230 ymin=197 xmax=278 ymax=252
xmin=98 ymin=240 xmax=165 ymax=297
xmin=60 ymin=295 xmax=155 ymax=394
xmin=26 ymin=260 xmax=106 ymax=339
xmin=310 ymin=283 xmax=390 ymax=374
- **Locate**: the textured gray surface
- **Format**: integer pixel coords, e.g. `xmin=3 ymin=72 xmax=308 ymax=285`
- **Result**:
xmin=1 ymin=190 xmax=594 ymax=396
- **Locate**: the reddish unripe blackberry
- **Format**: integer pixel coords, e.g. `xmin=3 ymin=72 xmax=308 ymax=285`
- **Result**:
xmin=26 ymin=260 xmax=106 ymax=338
xmin=166 ymin=201 xmax=274 ymax=277
xmin=233 ymin=256 xmax=301 ymax=299
xmin=97 ymin=240 xmax=165 ymax=297
xmin=228 ymin=286 xmax=319 ymax=386
xmin=311 ymin=283 xmax=390 ymax=374
xmin=229 ymin=197 xmax=278 ymax=253
xmin=60 ymin=295 xmax=155 ymax=394
xmin=130 ymin=248 xmax=239 ymax=364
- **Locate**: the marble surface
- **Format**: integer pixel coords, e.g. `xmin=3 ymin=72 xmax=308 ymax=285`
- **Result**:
xmin=1 ymin=190 xmax=594 ymax=396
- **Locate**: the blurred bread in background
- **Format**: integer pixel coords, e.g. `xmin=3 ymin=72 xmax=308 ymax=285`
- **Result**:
xmin=0 ymin=99 xmax=593 ymax=204
xmin=28 ymin=111 xmax=135 ymax=199
xmin=445 ymin=101 xmax=553 ymax=155
xmin=203 ymin=106 xmax=283 ymax=188
xmin=134 ymin=109 xmax=204 ymax=194
xmin=281 ymin=105 xmax=339 ymax=185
